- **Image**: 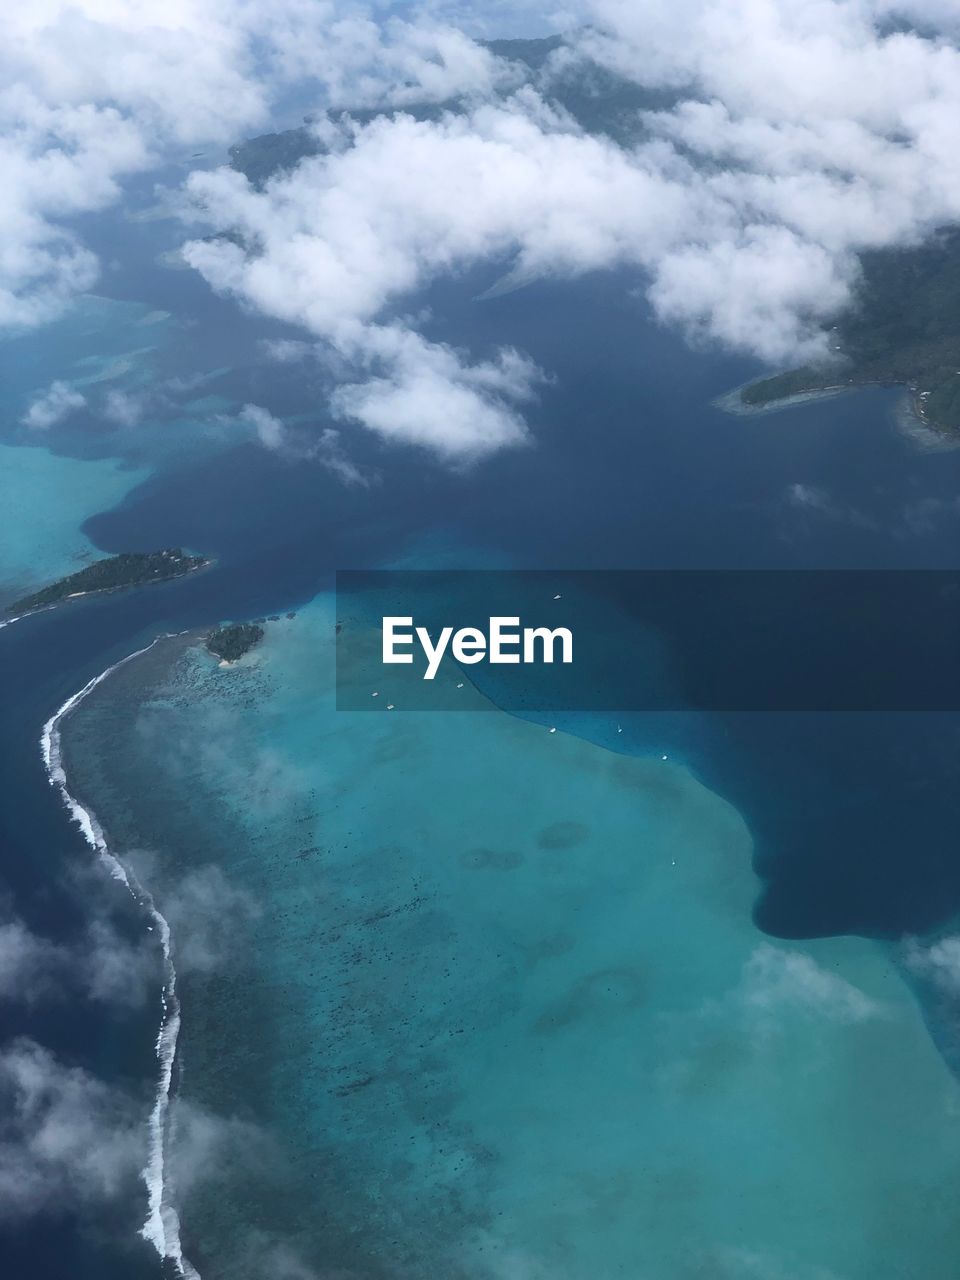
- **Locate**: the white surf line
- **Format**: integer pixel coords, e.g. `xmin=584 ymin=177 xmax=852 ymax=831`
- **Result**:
xmin=41 ymin=634 xmax=201 ymax=1280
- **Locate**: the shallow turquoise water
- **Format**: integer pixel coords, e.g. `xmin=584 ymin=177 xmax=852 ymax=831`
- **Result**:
xmin=0 ymin=295 xmax=172 ymax=597
xmin=0 ymin=292 xmax=250 ymax=601
xmin=0 ymin=442 xmax=148 ymax=600
xmin=0 ymin=294 xmax=174 ymax=417
xmin=13 ymin=265 xmax=960 ymax=1280
xmin=64 ymin=598 xmax=960 ymax=1280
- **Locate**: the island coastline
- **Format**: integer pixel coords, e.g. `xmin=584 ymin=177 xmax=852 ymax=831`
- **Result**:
xmin=41 ymin=635 xmax=201 ymax=1280
xmin=5 ymin=550 xmax=212 ymax=625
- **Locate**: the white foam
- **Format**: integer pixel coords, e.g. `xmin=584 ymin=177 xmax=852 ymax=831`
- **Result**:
xmin=41 ymin=635 xmax=201 ymax=1280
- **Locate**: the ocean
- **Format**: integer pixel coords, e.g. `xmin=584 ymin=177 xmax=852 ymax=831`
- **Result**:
xmin=4 ymin=204 xmax=960 ymax=1278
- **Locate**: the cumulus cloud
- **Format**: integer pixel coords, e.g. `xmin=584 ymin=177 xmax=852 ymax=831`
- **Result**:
xmin=266 ymin=12 xmax=512 ymax=108
xmin=328 ymin=327 xmax=540 ymax=460
xmin=0 ymin=1 xmax=515 ymax=329
xmin=10 ymin=2 xmax=960 ymax=459
xmin=172 ymin=2 xmax=960 ymax=458
xmin=182 ymin=93 xmax=691 ymax=323
xmin=180 ymin=96 xmax=686 ymax=455
xmin=21 ymin=379 xmax=87 ymax=429
xmin=579 ymin=0 xmax=960 ymax=325
xmin=783 ymin=480 xmax=960 ymax=539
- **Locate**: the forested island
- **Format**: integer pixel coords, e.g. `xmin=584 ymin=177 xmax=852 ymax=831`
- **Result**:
xmin=206 ymin=622 xmax=264 ymax=662
xmin=741 ymin=230 xmax=960 ymax=431
xmin=7 ymin=549 xmax=208 ymax=617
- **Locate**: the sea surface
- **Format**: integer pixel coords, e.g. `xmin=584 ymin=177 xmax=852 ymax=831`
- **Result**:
xmin=4 ymin=199 xmax=960 ymax=1278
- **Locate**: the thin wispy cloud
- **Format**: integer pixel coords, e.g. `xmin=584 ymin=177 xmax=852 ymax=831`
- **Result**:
xmin=902 ymin=935 xmax=960 ymax=995
xmin=0 ymin=856 xmax=260 ymax=1010
xmin=238 ymin=402 xmax=373 ymax=483
xmin=738 ymin=943 xmax=884 ymax=1026
xmin=0 ymin=1037 xmax=147 ymax=1222
xmin=0 ymin=904 xmax=156 ymax=1008
xmin=0 ymin=1035 xmax=268 ymax=1240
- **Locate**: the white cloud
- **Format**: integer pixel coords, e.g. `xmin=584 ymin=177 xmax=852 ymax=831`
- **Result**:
xmin=238 ymin=401 xmax=372 ymax=480
xmin=0 ymin=1038 xmax=146 ymax=1221
xmin=578 ymin=0 xmax=960 ymax=326
xmin=902 ymin=935 xmax=960 ymax=995
xmin=21 ymin=379 xmax=87 ymax=429
xmin=180 ymin=96 xmax=689 ymax=455
xmin=0 ymin=919 xmax=64 ymax=1003
xmin=738 ymin=944 xmax=884 ymax=1025
xmin=0 ymin=1034 xmax=266 ymax=1236
xmin=0 ymin=1 xmax=515 ymax=329
xmin=164 ymin=1093 xmax=267 ymax=1199
xmin=261 ymin=337 xmax=315 ymax=363
xmin=314 ymin=427 xmax=371 ymax=486
xmin=239 ymin=401 xmax=287 ymax=449
xmin=102 ymin=387 xmax=146 ymax=426
xmin=181 ymin=97 xmax=694 ymax=331
xmin=0 ymin=903 xmax=156 ymax=1009
xmin=0 ymin=857 xmax=261 ymax=1009
xmin=266 ymin=12 xmax=512 ymax=108
xmin=647 ymin=225 xmax=852 ymax=364
xmin=174 ymin=3 xmax=960 ymax=458
xmin=329 ymin=326 xmax=540 ymax=460
xmin=159 ymin=864 xmax=261 ymax=976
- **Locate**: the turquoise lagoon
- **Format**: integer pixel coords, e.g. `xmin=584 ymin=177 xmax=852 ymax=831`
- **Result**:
xmin=0 ymin=441 xmax=148 ymax=602
xmin=62 ymin=597 xmax=960 ymax=1280
xmin=0 ymin=291 xmax=257 ymax=603
xmin=0 ymin=295 xmax=164 ymax=598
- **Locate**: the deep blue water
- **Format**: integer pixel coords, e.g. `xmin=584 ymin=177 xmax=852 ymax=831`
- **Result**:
xmin=4 ymin=243 xmax=960 ymax=1274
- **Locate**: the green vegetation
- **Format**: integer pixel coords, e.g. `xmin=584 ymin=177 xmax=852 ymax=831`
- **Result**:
xmin=742 ymin=229 xmax=960 ymax=431
xmin=8 ymin=549 xmax=207 ymax=616
xmin=206 ymin=622 xmax=264 ymax=662
xmin=228 ymin=127 xmax=323 ymax=189
xmin=485 ymin=35 xmax=563 ymax=69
